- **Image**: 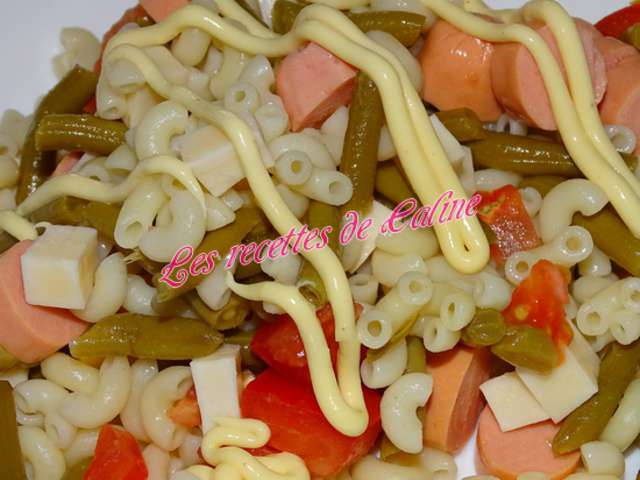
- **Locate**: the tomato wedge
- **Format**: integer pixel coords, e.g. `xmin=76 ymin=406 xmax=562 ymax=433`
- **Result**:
xmin=84 ymin=425 xmax=147 ymax=480
xmin=168 ymin=385 xmax=201 ymax=429
xmin=250 ymin=304 xmax=340 ymax=383
xmin=595 ymin=4 xmax=640 ymax=38
xmin=502 ymin=259 xmax=572 ymax=347
xmin=477 ymin=185 xmax=541 ymax=263
xmin=241 ymin=368 xmax=381 ymax=477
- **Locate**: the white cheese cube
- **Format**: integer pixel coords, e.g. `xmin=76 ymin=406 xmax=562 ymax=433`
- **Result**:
xmin=190 ymin=344 xmax=242 ymax=434
xmin=21 ymin=225 xmax=98 ymax=309
xmin=480 ymin=372 xmax=549 ymax=432
xmin=516 ymin=327 xmax=600 ymax=423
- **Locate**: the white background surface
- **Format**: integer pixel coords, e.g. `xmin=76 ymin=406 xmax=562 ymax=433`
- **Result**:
xmin=0 ymin=0 xmax=638 ymax=478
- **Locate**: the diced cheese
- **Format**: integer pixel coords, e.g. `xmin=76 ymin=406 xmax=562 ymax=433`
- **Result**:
xmin=480 ymin=372 xmax=549 ymax=432
xmin=190 ymin=344 xmax=242 ymax=434
xmin=21 ymin=225 xmax=98 ymax=309
xmin=343 ymin=201 xmax=392 ymax=273
xmin=516 ymin=326 xmax=600 ymax=423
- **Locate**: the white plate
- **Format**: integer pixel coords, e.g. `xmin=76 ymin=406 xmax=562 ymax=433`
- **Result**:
xmin=0 ymin=1 xmax=638 ymax=479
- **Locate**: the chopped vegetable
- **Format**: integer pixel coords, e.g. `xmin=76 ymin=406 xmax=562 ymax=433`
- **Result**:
xmin=186 ymin=292 xmax=250 ymax=330
xmin=69 ymin=314 xmax=223 ymax=360
xmin=461 ymin=309 xmax=506 ymax=347
xmin=241 ymin=368 xmax=382 ymax=477
xmin=61 ymin=458 xmax=92 ymax=480
xmin=168 ymin=385 xmax=201 ymax=428
xmin=434 ymin=108 xmax=488 ymax=143
xmin=0 ymin=381 xmax=27 ymax=480
xmin=225 ymin=329 xmax=264 ymax=370
xmin=84 ymin=425 xmax=147 ymax=480
xmin=375 ymin=163 xmax=417 ymax=205
xmin=405 ymin=336 xmax=427 ymax=374
xmin=35 ymin=114 xmax=127 ymax=155
xmin=0 ymin=346 xmax=18 ymax=371
xmin=477 ymin=185 xmax=541 ymax=263
xmin=553 ymin=339 xmax=640 ymax=454
xmin=518 ymin=175 xmax=565 ymax=197
xmin=595 ymin=4 xmax=640 ymax=38
xmin=491 ymin=325 xmax=559 ymax=374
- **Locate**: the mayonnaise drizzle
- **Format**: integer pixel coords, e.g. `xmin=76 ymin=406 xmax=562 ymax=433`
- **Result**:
xmin=198 ymin=418 xmax=310 ymax=480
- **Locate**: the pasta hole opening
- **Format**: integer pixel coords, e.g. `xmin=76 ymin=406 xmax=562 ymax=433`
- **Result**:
xmin=565 ymin=236 xmax=582 ymax=252
xmin=515 ymin=260 xmax=530 ymax=274
xmin=329 ymin=181 xmax=345 ymax=196
xmin=124 ymin=222 xmax=145 ymax=242
xmin=367 ymin=321 xmax=382 ymax=337
xmin=584 ymin=311 xmax=602 ymax=331
xmin=233 ymin=90 xmax=247 ymax=102
xmin=352 ymin=275 xmax=369 ymax=287
xmin=291 ymin=160 xmax=303 ymax=174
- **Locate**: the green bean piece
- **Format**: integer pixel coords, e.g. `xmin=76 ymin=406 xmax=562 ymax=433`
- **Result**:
xmin=235 ymin=262 xmax=262 ymax=280
xmin=406 ymin=336 xmax=427 ymax=374
xmin=469 ymin=133 xmax=638 ymax=177
xmin=490 ymin=325 xmax=559 ymax=373
xmin=29 ymin=197 xmax=86 ymax=226
xmin=380 ymin=435 xmax=401 ymax=461
xmin=272 ymin=0 xmax=424 ymax=45
xmin=62 ymin=458 xmax=93 ymax=480
xmin=553 ymin=339 xmax=640 ymax=454
xmin=0 ymin=345 xmax=18 ymax=370
xmin=225 ymin=329 xmax=264 ymax=369
xmin=186 ymin=293 xmax=251 ymax=331
xmin=462 ymin=309 xmax=506 ymax=347
xmin=151 ymin=294 xmax=191 ymax=318
xmin=341 ymin=73 xmax=384 ymax=216
xmin=70 ymin=314 xmax=223 ymax=360
xmin=17 ymin=66 xmax=98 ymax=203
xmin=0 ymin=231 xmax=18 ymax=255
xmin=623 ymin=23 xmax=640 ymax=50
xmin=518 ymin=175 xmax=566 ymax=196
xmin=35 ymin=114 xmax=127 ymax=156
xmin=573 ymin=207 xmax=640 ymax=277
xmin=82 ymin=201 xmax=120 ymax=241
xmin=0 ymin=381 xmax=27 ymax=479
xmin=375 ymin=164 xmax=417 ymax=205
xmin=298 ymin=201 xmax=340 ymax=307
xmin=155 ymin=207 xmax=262 ymax=302
xmin=435 ymin=108 xmax=488 ymax=142
xmin=125 ymin=248 xmax=163 ymax=276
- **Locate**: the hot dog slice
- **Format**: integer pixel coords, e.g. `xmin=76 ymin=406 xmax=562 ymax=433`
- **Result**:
xmin=596 ymin=36 xmax=638 ymax=70
xmin=477 ymin=406 xmax=580 ymax=480
xmin=276 ymin=42 xmax=357 ymax=132
xmin=140 ymin=0 xmax=189 ymax=23
xmin=419 ymin=20 xmax=503 ymax=122
xmin=424 ymin=346 xmax=491 ymax=453
xmin=491 ymin=19 xmax=607 ymax=130
xmin=0 ymin=241 xmax=88 ymax=363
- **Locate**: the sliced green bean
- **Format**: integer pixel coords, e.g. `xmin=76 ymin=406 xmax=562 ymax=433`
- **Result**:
xmin=151 ymin=294 xmax=191 ymax=318
xmin=69 ymin=314 xmax=223 ymax=360
xmin=0 ymin=345 xmax=18 ymax=370
xmin=235 ymin=262 xmax=262 ymax=280
xmin=35 ymin=114 xmax=127 ymax=156
xmin=272 ymin=0 xmax=424 ymax=45
xmin=491 ymin=325 xmax=559 ymax=373
xmin=29 ymin=197 xmax=86 ymax=226
xmin=82 ymin=201 xmax=120 ymax=241
xmin=62 ymin=458 xmax=93 ymax=480
xmin=155 ymin=207 xmax=262 ymax=302
xmin=341 ymin=72 xmax=384 ymax=216
xmin=574 ymin=207 xmax=640 ymax=277
xmin=553 ymin=339 xmax=640 ymax=454
xmin=461 ymin=309 xmax=506 ymax=347
xmin=124 ymin=248 xmax=163 ymax=276
xmin=17 ymin=66 xmax=98 ymax=203
xmin=406 ymin=336 xmax=427 ymax=373
xmin=375 ymin=164 xmax=417 ymax=205
xmin=435 ymin=108 xmax=488 ymax=142
xmin=623 ymin=23 xmax=640 ymax=50
xmin=469 ymin=133 xmax=638 ymax=177
xmin=298 ymin=201 xmax=340 ymax=307
xmin=0 ymin=381 xmax=27 ymax=479
xmin=518 ymin=175 xmax=566 ymax=196
xmin=186 ymin=293 xmax=251 ymax=331
xmin=225 ymin=329 xmax=265 ymax=369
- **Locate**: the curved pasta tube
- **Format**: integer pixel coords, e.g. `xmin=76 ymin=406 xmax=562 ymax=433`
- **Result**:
xmin=274 ymin=151 xmax=313 ymax=187
xmin=361 ymin=339 xmax=408 ymax=389
xmin=605 ymin=124 xmax=637 ymax=155
xmin=372 ymin=251 xmax=429 ymax=288
xmin=105 ymin=144 xmax=138 ymax=173
xmin=223 ymin=82 xmax=260 ymax=114
xmin=141 ymin=366 xmax=193 ymax=451
xmin=97 ymin=74 xmax=128 ymax=120
xmin=16 ymin=156 xmax=206 ymax=218
xmin=349 ymin=273 xmax=380 ymax=306
xmin=135 ymin=100 xmax=189 ymax=160
xmin=40 ymin=353 xmax=99 ymax=395
xmin=0 ymin=210 xmax=38 ymax=241
xmin=601 ymin=378 xmax=640 ymax=451
xmin=172 ymin=27 xmax=212 ymax=67
xmin=139 ymin=190 xmax=206 ymax=262
xmin=144 ymin=443 xmax=173 ymax=480
xmin=121 ymin=359 xmax=159 ymax=442
xmin=115 ymin=178 xmax=167 ymax=249
xmin=72 ymin=253 xmax=128 ymax=322
xmin=357 ymin=308 xmax=393 ymax=349
xmin=375 ymin=272 xmax=433 ymax=334
xmin=269 ymin=133 xmax=335 ymax=170
xmin=18 ymin=426 xmax=66 ymax=480
xmin=0 ymin=155 xmax=19 ymax=189
xmin=197 ymin=261 xmax=233 ymax=311
xmin=63 ymin=428 xmax=100 ymax=467
xmin=519 ymin=186 xmax=542 ymax=218
xmin=59 ymin=356 xmax=132 ymax=429
xmin=209 ymin=46 xmax=248 ymax=100
xmin=578 ymin=247 xmax=612 ymax=278
xmin=124 ymin=274 xmax=157 ymax=315
xmin=538 ymin=179 xmax=608 ymax=243
xmin=381 ymin=372 xmax=433 ymax=454
xmin=472 ymin=271 xmax=512 ymax=311
xmin=14 ymin=380 xmax=68 ymax=428
xmin=579 ymin=441 xmax=625 ymax=477
xmin=239 ymin=55 xmax=276 ymax=102
xmin=179 ymin=429 xmax=204 ymax=467
xmin=351 ymin=455 xmax=425 ymax=480
xmin=44 ymin=412 xmax=77 ymax=449
xmin=422 ymin=315 xmax=461 ymax=353
xmin=440 ymin=291 xmax=475 ymax=332
xmin=609 ymin=310 xmax=640 ymax=346
xmin=106 ymin=58 xmax=146 ymax=95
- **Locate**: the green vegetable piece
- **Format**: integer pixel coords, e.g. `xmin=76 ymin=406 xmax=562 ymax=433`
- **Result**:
xmin=574 ymin=207 xmax=640 ymax=277
xmin=553 ymin=339 xmax=640 ymax=454
xmin=0 ymin=381 xmax=28 ymax=479
xmin=81 ymin=201 xmax=120 ymax=241
xmin=29 ymin=197 xmax=86 ymax=226
xmin=186 ymin=293 xmax=251 ymax=331
xmin=225 ymin=329 xmax=265 ymax=369
xmin=435 ymin=108 xmax=488 ymax=142
xmin=491 ymin=325 xmax=559 ymax=373
xmin=462 ymin=309 xmax=507 ymax=347
xmin=155 ymin=207 xmax=262 ymax=302
xmin=62 ymin=458 xmax=93 ymax=480
xmin=17 ymin=66 xmax=98 ymax=202
xmin=623 ymin=23 xmax=640 ymax=49
xmin=375 ymin=163 xmax=417 ymax=205
xmin=518 ymin=175 xmax=566 ymax=196
xmin=0 ymin=345 xmax=18 ymax=371
xmin=69 ymin=314 xmax=223 ymax=360
xmin=35 ymin=114 xmax=127 ymax=156
xmin=406 ymin=336 xmax=427 ymax=374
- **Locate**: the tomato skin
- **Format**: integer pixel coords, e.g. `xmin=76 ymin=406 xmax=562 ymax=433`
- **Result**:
xmin=250 ymin=304 xmax=339 ymax=383
xmin=595 ymin=4 xmax=640 ymax=38
xmin=502 ymin=259 xmax=572 ymax=347
xmin=478 ymin=185 xmax=541 ymax=263
xmin=168 ymin=386 xmax=201 ymax=428
xmin=84 ymin=425 xmax=148 ymax=480
xmin=241 ymin=368 xmax=382 ymax=477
